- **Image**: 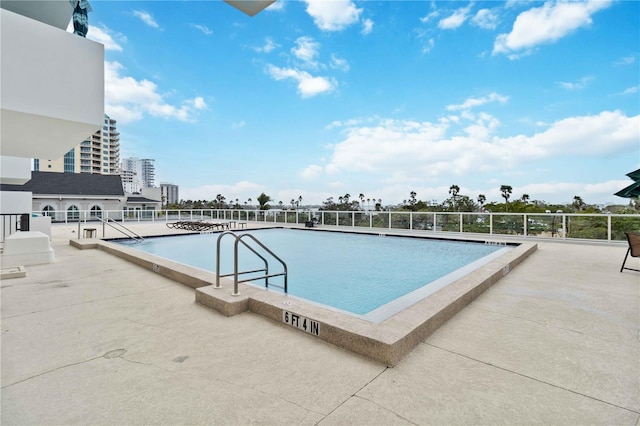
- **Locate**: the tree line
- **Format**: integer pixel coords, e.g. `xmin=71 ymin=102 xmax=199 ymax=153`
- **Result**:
xmin=168 ymin=185 xmax=638 ymax=214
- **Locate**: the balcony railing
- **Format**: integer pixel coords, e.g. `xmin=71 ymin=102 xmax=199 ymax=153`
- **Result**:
xmin=35 ymin=209 xmax=640 ymax=243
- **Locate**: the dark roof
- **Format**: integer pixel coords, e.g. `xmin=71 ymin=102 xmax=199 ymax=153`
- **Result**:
xmin=0 ymin=171 xmax=124 ymax=196
xmin=127 ymin=196 xmax=159 ymax=203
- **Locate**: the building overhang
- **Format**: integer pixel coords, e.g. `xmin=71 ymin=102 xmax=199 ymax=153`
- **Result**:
xmin=1 ymin=8 xmax=104 ymax=159
xmin=223 ymin=0 xmax=275 ymax=16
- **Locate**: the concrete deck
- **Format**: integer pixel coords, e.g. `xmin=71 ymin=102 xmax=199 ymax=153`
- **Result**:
xmin=1 ymin=223 xmax=639 ymax=424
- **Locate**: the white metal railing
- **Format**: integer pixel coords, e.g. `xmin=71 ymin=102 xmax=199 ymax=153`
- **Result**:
xmin=37 ymin=209 xmax=640 ymax=243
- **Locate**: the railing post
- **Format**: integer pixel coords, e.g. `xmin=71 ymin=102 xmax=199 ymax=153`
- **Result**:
xmin=608 ymin=214 xmax=612 ymax=241
xmin=352 ymin=211 xmax=355 ymax=228
xmin=410 ymin=212 xmax=413 ymax=230
xmin=388 ymin=211 xmax=391 ymax=229
xmin=459 ymin=213 xmax=463 ymax=233
xmin=489 ymin=213 xmax=493 ymax=235
xmin=524 ymin=214 xmax=528 ymax=237
xmin=562 ymin=214 xmax=566 ymax=240
xmin=433 ymin=212 xmax=436 ymax=232
xmin=369 ymin=212 xmax=372 ymax=228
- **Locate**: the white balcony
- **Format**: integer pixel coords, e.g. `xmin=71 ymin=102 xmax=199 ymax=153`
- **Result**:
xmin=0 ymin=8 xmax=104 ymax=160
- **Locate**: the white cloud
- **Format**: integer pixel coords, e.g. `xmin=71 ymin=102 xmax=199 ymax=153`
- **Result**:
xmin=191 ymin=24 xmax=213 ymax=35
xmin=303 ymin=0 xmax=362 ymax=31
xmin=292 ymin=36 xmax=320 ymax=68
xmin=300 ymin=165 xmax=323 ymax=180
xmin=266 ymin=65 xmax=336 ymax=98
xmin=330 ymin=54 xmax=350 ymax=72
xmin=621 ymin=86 xmax=640 ymax=95
xmin=105 ymin=61 xmax=206 ymax=123
xmin=232 ymin=120 xmax=246 ymax=129
xmin=446 ymin=92 xmax=509 ymax=111
xmin=420 ymin=10 xmax=439 ymax=23
xmin=614 ymin=55 xmax=636 ymax=66
xmin=493 ymin=0 xmax=612 ymax=57
xmin=181 ymin=181 xmax=265 ymax=203
xmin=421 ymin=38 xmax=435 ymax=54
xmin=132 ymin=10 xmax=160 ymax=29
xmin=556 ymin=76 xmax=594 ymax=90
xmin=438 ymin=4 xmax=473 ymax=30
xmin=472 ymin=8 xmax=499 ymax=30
xmin=518 ymin=180 xmax=632 ymax=203
xmin=361 ymin=18 xmax=374 ymax=35
xmin=86 ymin=25 xmax=124 ymax=51
xmin=317 ymin=111 xmax=638 ymax=182
xmin=253 ymin=37 xmax=279 ymax=53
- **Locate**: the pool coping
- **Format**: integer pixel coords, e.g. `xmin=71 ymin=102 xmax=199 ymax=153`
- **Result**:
xmin=70 ymin=231 xmax=537 ymax=366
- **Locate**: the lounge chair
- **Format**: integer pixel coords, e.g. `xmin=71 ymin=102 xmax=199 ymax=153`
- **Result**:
xmin=620 ymin=232 xmax=640 ymax=272
xmin=166 ymin=221 xmax=223 ymax=232
xmin=305 ymin=217 xmax=319 ymax=228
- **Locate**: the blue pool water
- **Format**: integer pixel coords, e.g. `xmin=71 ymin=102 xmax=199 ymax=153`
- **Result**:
xmin=117 ymin=229 xmax=509 ymax=318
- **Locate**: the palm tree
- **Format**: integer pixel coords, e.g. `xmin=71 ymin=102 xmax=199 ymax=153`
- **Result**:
xmin=573 ymin=195 xmax=585 ymax=212
xmin=257 ymin=193 xmax=272 ymax=210
xmin=298 ymin=195 xmax=303 ymax=208
xmin=359 ymin=193 xmax=365 ymax=210
xmin=449 ymin=185 xmax=460 ymax=211
xmin=521 ymin=194 xmax=530 ymax=204
xmin=409 ymin=191 xmax=417 ymax=206
xmin=500 ymin=185 xmax=512 ymax=211
xmin=477 ymin=194 xmax=486 ymax=211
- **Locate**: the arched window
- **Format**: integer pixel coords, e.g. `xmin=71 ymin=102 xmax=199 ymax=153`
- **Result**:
xmin=67 ymin=205 xmax=79 ymax=221
xmin=90 ymin=205 xmax=102 ymax=218
xmin=42 ymin=205 xmax=55 ymax=217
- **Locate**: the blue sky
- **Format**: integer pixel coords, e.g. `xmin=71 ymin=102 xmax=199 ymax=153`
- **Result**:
xmin=83 ymin=0 xmax=638 ymax=206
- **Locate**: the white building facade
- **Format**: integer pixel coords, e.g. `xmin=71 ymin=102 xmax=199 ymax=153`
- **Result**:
xmin=120 ymin=157 xmax=155 ymax=193
xmin=0 ymin=1 xmax=104 ymax=260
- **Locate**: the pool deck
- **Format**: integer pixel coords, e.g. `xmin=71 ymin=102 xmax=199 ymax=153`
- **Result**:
xmin=1 ymin=222 xmax=639 ymax=424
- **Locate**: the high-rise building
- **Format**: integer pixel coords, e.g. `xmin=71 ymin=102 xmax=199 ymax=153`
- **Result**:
xmin=120 ymin=157 xmax=155 ymax=193
xmin=160 ymin=183 xmax=179 ymax=206
xmin=33 ymin=114 xmax=120 ymax=175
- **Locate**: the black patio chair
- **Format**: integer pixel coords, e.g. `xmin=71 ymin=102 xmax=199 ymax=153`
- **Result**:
xmin=620 ymin=232 xmax=640 ymax=272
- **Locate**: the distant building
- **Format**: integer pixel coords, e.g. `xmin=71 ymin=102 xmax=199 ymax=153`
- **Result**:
xmin=33 ymin=114 xmax=120 ymax=175
xmin=160 ymin=183 xmax=179 ymax=206
xmin=121 ymin=157 xmax=155 ymax=192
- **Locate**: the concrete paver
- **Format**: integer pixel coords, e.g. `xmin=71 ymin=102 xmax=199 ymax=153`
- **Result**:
xmin=1 ymin=223 xmax=639 ymax=424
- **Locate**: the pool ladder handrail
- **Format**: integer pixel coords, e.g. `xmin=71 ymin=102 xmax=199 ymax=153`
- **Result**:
xmin=97 ymin=217 xmax=145 ymax=242
xmin=215 ymin=230 xmax=287 ymax=295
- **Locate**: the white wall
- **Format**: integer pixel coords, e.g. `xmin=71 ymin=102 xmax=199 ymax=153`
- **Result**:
xmin=0 ymin=8 xmax=104 ymax=159
xmin=1 ymin=191 xmax=32 ymax=214
xmin=0 ymin=157 xmax=32 ymax=185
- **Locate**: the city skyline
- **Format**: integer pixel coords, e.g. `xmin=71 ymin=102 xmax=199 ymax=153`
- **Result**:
xmin=83 ymin=0 xmax=638 ymax=206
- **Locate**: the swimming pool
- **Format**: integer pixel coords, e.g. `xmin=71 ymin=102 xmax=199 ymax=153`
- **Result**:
xmin=117 ymin=228 xmax=511 ymax=320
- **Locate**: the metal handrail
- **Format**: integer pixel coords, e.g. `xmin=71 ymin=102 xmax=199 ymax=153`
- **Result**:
xmin=215 ymin=230 xmax=287 ymax=296
xmin=97 ymin=217 xmax=144 ymax=242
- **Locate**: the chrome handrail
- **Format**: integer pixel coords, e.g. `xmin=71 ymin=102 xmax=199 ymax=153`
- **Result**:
xmin=98 ymin=217 xmax=144 ymax=242
xmin=215 ymin=230 xmax=287 ymax=296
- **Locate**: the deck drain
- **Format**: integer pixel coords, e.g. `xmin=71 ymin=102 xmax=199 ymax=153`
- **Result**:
xmin=103 ymin=349 xmax=127 ymax=359
xmin=172 ymin=355 xmax=189 ymax=363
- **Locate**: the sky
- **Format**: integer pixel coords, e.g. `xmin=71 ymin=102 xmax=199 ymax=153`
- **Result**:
xmin=81 ymin=0 xmax=639 ymax=207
